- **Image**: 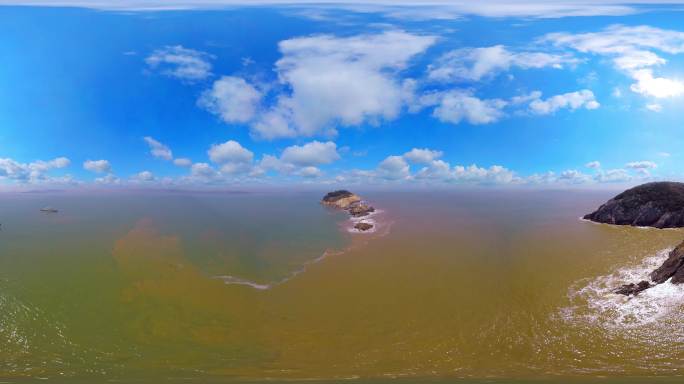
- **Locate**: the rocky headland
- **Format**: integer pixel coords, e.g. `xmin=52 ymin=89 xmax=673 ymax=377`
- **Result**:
xmin=583 ymin=182 xmax=684 ymax=228
xmin=322 ymin=190 xmax=376 ymax=231
xmin=584 ymin=182 xmax=684 ymax=296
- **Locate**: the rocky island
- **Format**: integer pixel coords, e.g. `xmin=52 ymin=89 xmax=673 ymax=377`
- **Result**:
xmin=322 ymin=190 xmax=376 ymax=231
xmin=583 ymin=182 xmax=684 ymax=228
xmin=585 ymin=182 xmax=684 ymax=296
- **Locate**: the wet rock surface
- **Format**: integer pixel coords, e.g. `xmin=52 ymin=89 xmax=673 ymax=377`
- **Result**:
xmin=614 ymin=280 xmax=652 ymax=296
xmin=615 ymin=239 xmax=684 ymax=296
xmin=353 ymin=222 xmax=374 ymax=231
xmin=584 ymin=182 xmax=684 ymax=228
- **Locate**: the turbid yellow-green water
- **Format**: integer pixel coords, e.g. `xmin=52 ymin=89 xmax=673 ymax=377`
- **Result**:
xmin=1 ymin=189 xmax=684 ymax=383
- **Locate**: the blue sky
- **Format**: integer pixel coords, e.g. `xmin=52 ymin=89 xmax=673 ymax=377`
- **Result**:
xmin=1 ymin=1 xmax=684 ymax=189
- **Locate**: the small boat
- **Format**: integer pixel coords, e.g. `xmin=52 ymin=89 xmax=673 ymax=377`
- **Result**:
xmin=40 ymin=207 xmax=58 ymax=213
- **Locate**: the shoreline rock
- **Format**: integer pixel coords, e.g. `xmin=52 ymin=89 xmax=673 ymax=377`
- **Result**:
xmin=353 ymin=222 xmax=374 ymax=232
xmin=614 ymin=240 xmax=684 ymax=296
xmin=584 ymin=182 xmax=684 ymax=228
xmin=322 ymin=190 xmax=376 ymax=232
xmin=584 ymin=182 xmax=684 ymax=296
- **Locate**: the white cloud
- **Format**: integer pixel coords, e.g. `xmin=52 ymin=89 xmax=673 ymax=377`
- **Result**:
xmin=377 ymin=155 xmax=410 ymax=180
xmin=145 ymin=45 xmax=213 ymax=81
xmin=297 ymin=166 xmax=323 ymax=178
xmin=173 ymin=158 xmax=192 ymax=167
xmin=595 ymin=168 xmax=632 ymax=183
xmin=510 ymin=91 xmax=543 ymax=105
xmin=0 ymin=157 xmax=71 ymax=182
xmin=528 ymin=90 xmax=599 ymax=115
xmin=251 ymin=30 xmax=436 ymax=138
xmin=132 ymin=170 xmax=155 ymax=182
xmin=95 ymin=174 xmax=120 ymax=185
xmin=83 ymin=159 xmax=111 ymax=173
xmin=630 ymin=69 xmax=684 ymax=98
xmin=415 ymin=159 xmax=451 ymax=179
xmin=543 ymin=25 xmax=684 ymax=99
xmin=143 ymin=136 xmax=173 ymax=160
xmin=452 ymin=164 xmax=516 ymax=184
xmin=558 ymin=169 xmax=592 ymax=184
xmin=403 ymin=148 xmax=443 ymax=164
xmin=646 ymin=103 xmax=663 ymax=112
xmin=658 ymin=152 xmax=671 ymax=157
xmin=625 ymin=160 xmax=657 ymax=169
xmin=424 ymin=91 xmax=507 ymax=125
xmin=427 ymin=45 xmax=577 ymax=82
xmin=190 ymin=162 xmax=218 ymax=178
xmin=198 ymin=76 xmax=262 ymax=124
xmin=2 ymin=1 xmax=639 ymax=19
xmin=208 ymin=140 xmax=254 ymax=164
xmin=585 ymin=161 xmax=601 ymax=169
xmin=280 ymin=141 xmax=340 ymax=166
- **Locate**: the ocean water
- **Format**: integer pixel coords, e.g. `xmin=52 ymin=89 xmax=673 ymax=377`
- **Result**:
xmin=1 ymin=189 xmax=684 ymax=383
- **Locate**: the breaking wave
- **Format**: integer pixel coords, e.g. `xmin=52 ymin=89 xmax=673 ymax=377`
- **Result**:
xmin=563 ymin=248 xmax=684 ymax=331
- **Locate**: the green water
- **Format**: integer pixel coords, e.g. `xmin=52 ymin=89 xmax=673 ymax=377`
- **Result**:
xmin=1 ymin=189 xmax=684 ymax=382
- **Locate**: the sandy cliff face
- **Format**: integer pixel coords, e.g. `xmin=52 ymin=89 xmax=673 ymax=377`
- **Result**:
xmin=321 ymin=190 xmax=361 ymax=209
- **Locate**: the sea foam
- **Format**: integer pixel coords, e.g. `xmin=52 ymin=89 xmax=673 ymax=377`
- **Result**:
xmin=564 ymin=248 xmax=684 ymax=331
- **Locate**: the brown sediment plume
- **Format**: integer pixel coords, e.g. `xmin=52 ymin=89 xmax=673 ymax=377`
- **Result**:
xmin=112 ymin=219 xmax=262 ymax=347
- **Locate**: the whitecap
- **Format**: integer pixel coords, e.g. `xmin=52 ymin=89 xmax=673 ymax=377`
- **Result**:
xmin=564 ymin=248 xmax=684 ymax=330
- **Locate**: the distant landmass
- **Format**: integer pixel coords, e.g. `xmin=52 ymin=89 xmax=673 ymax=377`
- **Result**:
xmin=584 ymin=182 xmax=684 ymax=228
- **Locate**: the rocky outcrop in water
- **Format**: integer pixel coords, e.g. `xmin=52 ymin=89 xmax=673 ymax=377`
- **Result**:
xmin=614 ymin=237 xmax=684 ymax=296
xmin=584 ymin=182 xmax=684 ymax=228
xmin=322 ymin=190 xmax=361 ymax=209
xmin=322 ymin=190 xmax=376 ymax=231
xmin=650 ymin=241 xmax=684 ymax=284
xmin=354 ymin=222 xmax=374 ymax=231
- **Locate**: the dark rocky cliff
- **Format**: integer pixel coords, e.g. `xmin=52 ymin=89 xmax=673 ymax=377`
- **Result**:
xmin=584 ymin=182 xmax=684 ymax=228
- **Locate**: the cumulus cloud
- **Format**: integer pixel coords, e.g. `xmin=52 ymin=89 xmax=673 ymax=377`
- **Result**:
xmin=208 ymin=140 xmax=253 ymax=164
xmin=428 ymin=45 xmax=577 ymax=82
xmin=145 ymin=45 xmax=213 ymax=81
xmin=543 ymin=25 xmax=684 ymax=99
xmin=595 ymin=168 xmax=632 ymax=183
xmin=198 ymin=76 xmax=262 ymax=124
xmin=95 ymin=174 xmax=121 ymax=185
xmin=0 ymin=157 xmax=71 ymax=183
xmin=83 ymin=159 xmax=111 ymax=173
xmin=297 ymin=166 xmax=323 ymax=178
xmin=143 ymin=136 xmax=173 ymax=160
xmin=207 ymin=140 xmax=254 ymax=175
xmin=132 ymin=170 xmax=155 ymax=182
xmin=403 ymin=148 xmax=443 ymax=164
xmin=630 ymin=69 xmax=684 ymax=98
xmin=625 ymin=160 xmax=657 ymax=169
xmin=528 ymin=90 xmax=599 ymax=115
xmin=452 ymin=164 xmax=517 ymax=184
xmin=173 ymin=158 xmax=192 ymax=167
xmin=250 ymin=30 xmax=436 ymax=138
xmin=280 ymin=141 xmax=340 ymax=166
xmin=377 ymin=155 xmax=410 ymax=180
xmin=585 ymin=161 xmax=601 ymax=169
xmin=190 ymin=162 xmax=218 ymax=179
xmin=422 ymin=91 xmax=507 ymax=125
